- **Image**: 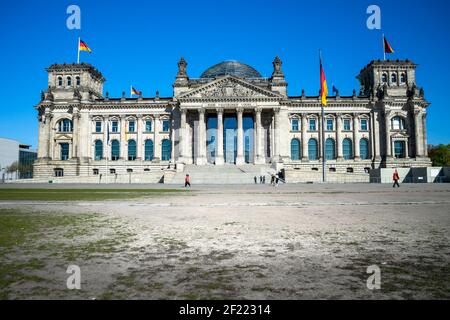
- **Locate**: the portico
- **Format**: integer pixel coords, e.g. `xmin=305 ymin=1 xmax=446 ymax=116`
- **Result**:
xmin=178 ymin=106 xmax=280 ymax=165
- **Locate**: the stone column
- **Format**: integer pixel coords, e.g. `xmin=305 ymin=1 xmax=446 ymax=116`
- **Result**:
xmin=80 ymin=113 xmax=91 ymax=160
xmin=272 ymin=108 xmax=281 ymax=162
xmin=385 ymin=110 xmax=392 ymax=158
xmin=195 ymin=108 xmax=207 ymax=165
xmin=422 ymin=113 xmax=428 ymax=157
xmin=137 ymin=114 xmax=143 ymax=160
xmin=372 ymin=110 xmax=381 ymax=160
xmin=236 ymin=107 xmax=245 ymax=165
xmin=301 ymin=113 xmax=308 ymax=160
xmin=414 ymin=110 xmax=422 ymax=157
xmin=254 ymin=108 xmax=264 ymax=164
xmin=179 ymin=108 xmax=187 ymax=161
xmin=120 ymin=115 xmax=127 ymax=160
xmin=336 ymin=114 xmax=343 ymax=160
xmin=153 ymin=115 xmax=160 ymax=161
xmin=216 ymin=108 xmax=224 ymax=165
xmin=38 ymin=112 xmax=50 ymax=159
xmin=103 ymin=116 xmax=109 ymax=160
xmin=353 ymin=113 xmax=360 ymax=159
xmin=49 ymin=115 xmax=55 ymax=159
xmin=72 ymin=110 xmax=80 ymax=159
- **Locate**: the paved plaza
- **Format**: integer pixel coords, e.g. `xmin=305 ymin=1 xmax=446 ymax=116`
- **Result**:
xmin=0 ymin=183 xmax=449 ymax=299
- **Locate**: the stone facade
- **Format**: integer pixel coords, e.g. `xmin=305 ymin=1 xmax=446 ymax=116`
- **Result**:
xmin=34 ymin=58 xmax=431 ymax=182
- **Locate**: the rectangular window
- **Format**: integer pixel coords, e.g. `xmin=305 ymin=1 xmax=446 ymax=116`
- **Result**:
xmin=361 ymin=119 xmax=368 ymax=131
xmin=60 ymin=143 xmax=69 ymax=160
xmin=291 ymin=119 xmax=299 ymax=131
xmin=128 ymin=121 xmax=135 ymax=132
xmin=343 ymin=119 xmax=351 ymax=131
xmin=145 ymin=120 xmax=152 ymax=132
xmin=112 ymin=121 xmax=118 ymax=133
xmin=95 ymin=121 xmax=102 ymax=133
xmin=326 ymin=119 xmax=334 ymax=131
xmin=162 ymin=120 xmax=170 ymax=132
xmin=309 ymin=119 xmax=316 ymax=131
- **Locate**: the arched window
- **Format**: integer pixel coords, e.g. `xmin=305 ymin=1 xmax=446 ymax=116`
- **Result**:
xmin=391 ymin=73 xmax=397 ymax=84
xmin=58 ymin=119 xmax=73 ymax=132
xmin=325 ymin=138 xmax=336 ymax=160
xmin=391 ymin=116 xmax=405 ymax=130
xmin=394 ymin=141 xmax=406 ymax=158
xmin=144 ymin=139 xmax=154 ymax=161
xmin=400 ymin=73 xmax=407 ymax=84
xmin=76 ymin=76 xmax=81 ymax=86
xmin=58 ymin=76 xmax=63 ymax=86
xmin=290 ymin=139 xmax=301 ymax=161
xmin=308 ymin=139 xmax=318 ymax=160
xmin=161 ymin=139 xmax=171 ymax=161
xmin=360 ymin=138 xmax=370 ymax=160
xmin=381 ymin=73 xmax=388 ymax=84
xmin=342 ymin=138 xmax=353 ymax=160
xmin=94 ymin=140 xmax=103 ymax=160
xmin=111 ymin=140 xmax=120 ymax=161
xmin=128 ymin=140 xmax=136 ymax=161
xmin=67 ymin=76 xmax=72 ymax=87
xmin=60 ymin=143 xmax=69 ymax=160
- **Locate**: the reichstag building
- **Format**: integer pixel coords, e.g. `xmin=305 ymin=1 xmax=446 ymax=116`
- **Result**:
xmin=33 ymin=57 xmax=431 ymax=183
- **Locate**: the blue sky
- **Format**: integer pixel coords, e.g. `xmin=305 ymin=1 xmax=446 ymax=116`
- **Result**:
xmin=0 ymin=0 xmax=449 ymax=148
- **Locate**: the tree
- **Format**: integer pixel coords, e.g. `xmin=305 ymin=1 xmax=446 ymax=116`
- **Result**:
xmin=6 ymin=161 xmax=18 ymax=174
xmin=6 ymin=161 xmax=19 ymax=180
xmin=428 ymin=144 xmax=450 ymax=167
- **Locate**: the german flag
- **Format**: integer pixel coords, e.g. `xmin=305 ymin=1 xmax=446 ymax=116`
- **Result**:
xmin=131 ymin=86 xmax=142 ymax=96
xmin=320 ymin=58 xmax=328 ymax=106
xmin=79 ymin=39 xmax=92 ymax=53
xmin=384 ymin=36 xmax=394 ymax=54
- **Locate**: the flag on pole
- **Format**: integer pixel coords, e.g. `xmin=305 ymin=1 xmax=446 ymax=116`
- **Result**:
xmin=320 ymin=58 xmax=328 ymax=106
xmin=131 ymin=86 xmax=142 ymax=96
xmin=383 ymin=35 xmax=394 ymax=61
xmin=383 ymin=36 xmax=394 ymax=54
xmin=79 ymin=39 xmax=92 ymax=53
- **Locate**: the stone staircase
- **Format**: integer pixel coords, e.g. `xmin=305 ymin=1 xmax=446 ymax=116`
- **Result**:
xmin=167 ymin=164 xmax=274 ymax=185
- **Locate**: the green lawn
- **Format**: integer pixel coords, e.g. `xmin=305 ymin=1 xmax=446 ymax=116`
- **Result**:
xmin=0 ymin=188 xmax=187 ymax=201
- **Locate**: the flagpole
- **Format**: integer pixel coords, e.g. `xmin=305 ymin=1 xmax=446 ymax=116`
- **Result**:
xmin=105 ymin=122 xmax=109 ymax=184
xmin=319 ymin=50 xmax=326 ymax=183
xmin=382 ymin=33 xmax=386 ymax=61
xmin=77 ymin=37 xmax=80 ymax=64
xmin=105 ymin=143 xmax=108 ymax=184
xmin=130 ymin=85 xmax=132 ymax=98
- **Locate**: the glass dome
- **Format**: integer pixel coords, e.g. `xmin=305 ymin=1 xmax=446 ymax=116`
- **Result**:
xmin=200 ymin=61 xmax=262 ymax=79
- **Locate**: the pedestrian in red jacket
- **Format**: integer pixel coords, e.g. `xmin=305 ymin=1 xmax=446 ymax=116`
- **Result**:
xmin=185 ymin=174 xmax=191 ymax=188
xmin=393 ymin=170 xmax=400 ymax=188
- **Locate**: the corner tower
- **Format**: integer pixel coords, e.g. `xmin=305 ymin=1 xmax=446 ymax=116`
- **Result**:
xmin=45 ymin=63 xmax=105 ymax=101
xmin=357 ymin=59 xmax=417 ymax=98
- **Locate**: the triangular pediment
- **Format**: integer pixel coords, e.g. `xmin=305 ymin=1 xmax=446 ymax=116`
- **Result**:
xmin=178 ymin=76 xmax=282 ymax=99
xmin=55 ymin=133 xmax=73 ymax=140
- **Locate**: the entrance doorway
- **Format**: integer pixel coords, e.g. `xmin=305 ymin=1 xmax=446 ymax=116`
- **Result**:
xmin=224 ymin=115 xmax=237 ymax=164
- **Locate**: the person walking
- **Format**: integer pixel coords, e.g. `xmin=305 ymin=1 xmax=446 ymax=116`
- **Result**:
xmin=270 ymin=174 xmax=275 ymax=186
xmin=393 ymin=169 xmax=400 ymax=188
xmin=185 ymin=174 xmax=191 ymax=188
